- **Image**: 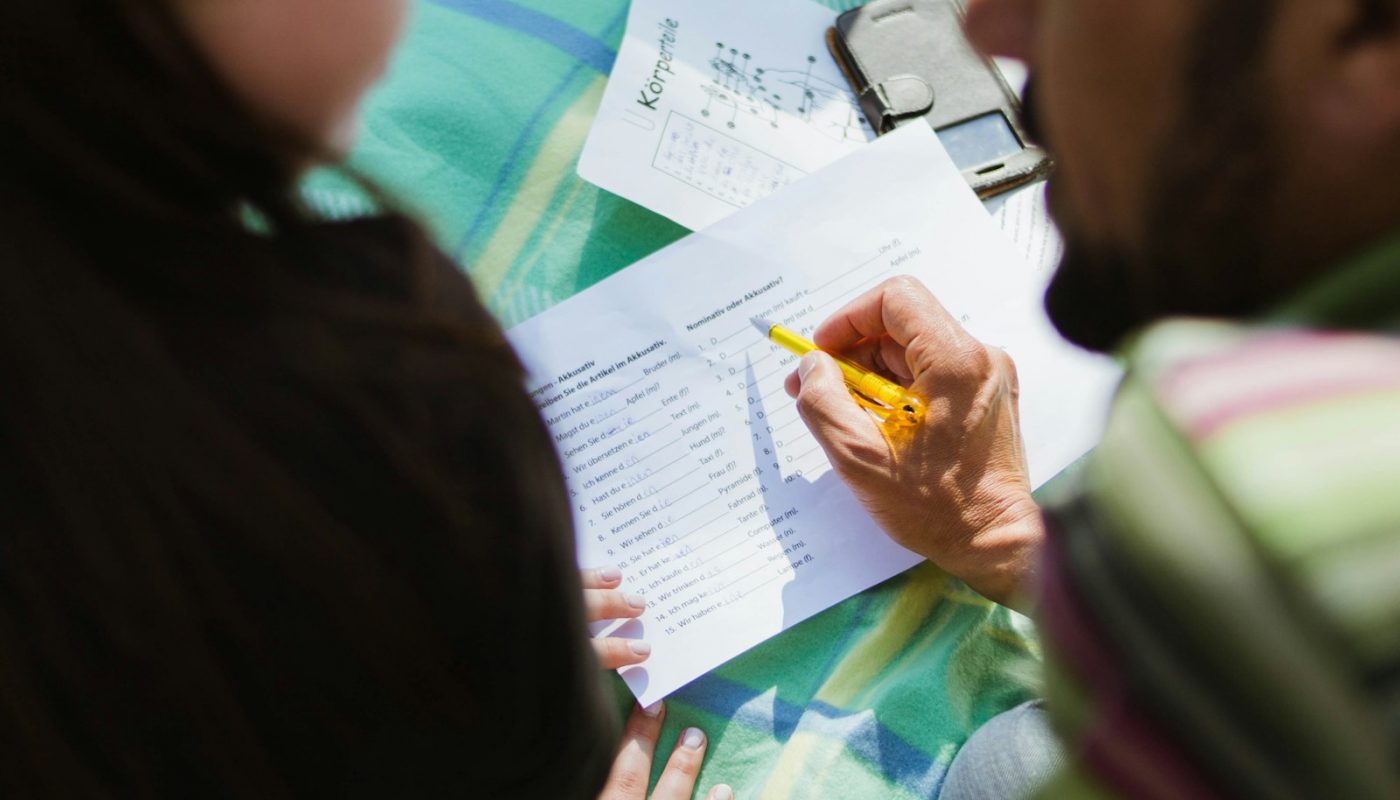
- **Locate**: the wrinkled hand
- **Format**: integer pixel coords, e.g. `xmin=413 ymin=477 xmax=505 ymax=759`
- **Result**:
xmin=783 ymin=276 xmax=1043 ymax=609
xmin=582 ymin=567 xmax=652 ymax=669
xmin=598 ymin=702 xmax=733 ymax=800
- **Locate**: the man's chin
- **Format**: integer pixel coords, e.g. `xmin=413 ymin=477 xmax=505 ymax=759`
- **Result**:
xmin=1043 ymin=242 xmax=1149 ymax=354
xmin=1034 ymin=0 xmax=1283 ymax=356
xmin=1039 ymin=180 xmax=1148 ymax=354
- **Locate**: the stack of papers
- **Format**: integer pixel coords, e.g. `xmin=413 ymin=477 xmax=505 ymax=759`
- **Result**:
xmin=501 ymin=0 xmax=1119 ymax=705
xmin=511 ymin=113 xmax=1119 ymax=702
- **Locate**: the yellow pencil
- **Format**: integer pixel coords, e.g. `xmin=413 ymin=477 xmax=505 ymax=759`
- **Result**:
xmin=751 ymin=317 xmax=925 ymax=427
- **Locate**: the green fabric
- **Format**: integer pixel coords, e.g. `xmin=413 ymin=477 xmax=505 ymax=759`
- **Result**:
xmin=303 ymin=1 xmax=1041 ymax=797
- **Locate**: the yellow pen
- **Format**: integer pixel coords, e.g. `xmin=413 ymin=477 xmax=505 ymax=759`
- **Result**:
xmin=751 ymin=317 xmax=925 ymax=427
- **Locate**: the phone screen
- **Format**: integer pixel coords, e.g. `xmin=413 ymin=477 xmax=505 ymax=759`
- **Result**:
xmin=935 ymin=112 xmax=1024 ymax=171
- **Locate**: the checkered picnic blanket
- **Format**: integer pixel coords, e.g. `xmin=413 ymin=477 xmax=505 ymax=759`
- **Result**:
xmin=304 ymin=2 xmax=1041 ymax=796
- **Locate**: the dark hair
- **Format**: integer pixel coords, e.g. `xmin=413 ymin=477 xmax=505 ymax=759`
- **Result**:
xmin=1352 ymin=0 xmax=1399 ymax=40
xmin=0 ymin=0 xmax=614 ymax=796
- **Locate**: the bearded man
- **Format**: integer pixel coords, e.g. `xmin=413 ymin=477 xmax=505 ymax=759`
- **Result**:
xmin=787 ymin=0 xmax=1400 ymax=796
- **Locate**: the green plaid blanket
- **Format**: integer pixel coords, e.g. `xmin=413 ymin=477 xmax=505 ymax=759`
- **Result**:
xmin=305 ymin=1 xmax=1040 ymax=796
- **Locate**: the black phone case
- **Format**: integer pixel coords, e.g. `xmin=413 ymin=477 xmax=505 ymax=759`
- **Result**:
xmin=827 ymin=0 xmax=1052 ymax=197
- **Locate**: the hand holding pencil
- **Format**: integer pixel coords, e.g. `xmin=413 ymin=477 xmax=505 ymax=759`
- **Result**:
xmin=776 ymin=276 xmax=1044 ymax=611
xmin=752 ymin=317 xmax=925 ymax=427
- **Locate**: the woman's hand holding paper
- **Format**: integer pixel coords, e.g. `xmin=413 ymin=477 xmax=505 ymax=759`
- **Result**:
xmin=581 ymin=567 xmax=653 ymax=669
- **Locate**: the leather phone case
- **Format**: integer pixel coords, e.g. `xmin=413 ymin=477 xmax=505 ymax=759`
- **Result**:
xmin=828 ymin=0 xmax=1052 ymax=197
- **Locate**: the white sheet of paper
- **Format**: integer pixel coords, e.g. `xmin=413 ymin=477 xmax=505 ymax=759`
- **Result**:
xmin=511 ymin=124 xmax=1119 ymax=706
xmin=578 ymin=0 xmax=874 ymax=231
xmin=995 ymin=182 xmax=1065 ymax=279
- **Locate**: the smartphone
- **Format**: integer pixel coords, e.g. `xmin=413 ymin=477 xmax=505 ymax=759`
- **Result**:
xmin=827 ymin=0 xmax=1051 ymax=197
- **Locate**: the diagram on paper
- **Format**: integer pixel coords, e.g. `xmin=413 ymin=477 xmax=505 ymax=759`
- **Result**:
xmin=653 ymin=112 xmax=808 ymax=208
xmin=577 ymin=0 xmax=878 ymax=230
xmin=701 ymin=45 xmax=870 ymax=144
xmin=655 ymin=44 xmax=869 ymax=208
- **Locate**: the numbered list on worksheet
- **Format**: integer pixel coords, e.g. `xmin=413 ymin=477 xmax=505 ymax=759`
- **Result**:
xmin=514 ymin=239 xmax=934 ymax=705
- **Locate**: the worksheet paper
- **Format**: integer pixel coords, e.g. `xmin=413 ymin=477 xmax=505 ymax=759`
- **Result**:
xmin=995 ymin=182 xmax=1065 ymax=279
xmin=578 ymin=0 xmax=874 ymax=231
xmin=511 ymin=124 xmax=1120 ymax=706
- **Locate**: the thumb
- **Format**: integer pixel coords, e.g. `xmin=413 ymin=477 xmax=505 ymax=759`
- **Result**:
xmin=795 ymin=352 xmax=879 ymax=454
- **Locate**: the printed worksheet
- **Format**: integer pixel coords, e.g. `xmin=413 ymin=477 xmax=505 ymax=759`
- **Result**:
xmin=995 ymin=182 xmax=1064 ymax=278
xmin=578 ymin=0 xmax=874 ymax=231
xmin=512 ymin=124 xmax=1120 ymax=706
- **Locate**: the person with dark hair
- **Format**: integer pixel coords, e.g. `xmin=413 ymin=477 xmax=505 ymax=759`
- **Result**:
xmin=783 ymin=0 xmax=1400 ymax=797
xmin=0 ymin=0 xmax=729 ymax=797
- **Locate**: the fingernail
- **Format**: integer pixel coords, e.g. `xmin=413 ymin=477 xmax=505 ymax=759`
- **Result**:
xmin=682 ymin=727 xmax=705 ymax=750
xmin=712 ymin=786 xmax=734 ymax=800
xmin=798 ymin=352 xmax=820 ymax=382
xmin=642 ymin=701 xmax=664 ymax=718
xmin=598 ymin=566 xmax=622 ymax=582
xmin=625 ymin=593 xmax=647 ymax=609
xmin=628 ymin=640 xmax=652 ymax=656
